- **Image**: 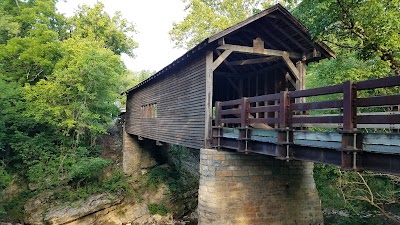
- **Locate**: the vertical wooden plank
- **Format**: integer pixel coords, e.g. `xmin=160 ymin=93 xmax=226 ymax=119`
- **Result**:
xmin=342 ymin=81 xmax=357 ymax=131
xmin=241 ymin=97 xmax=249 ymax=127
xmin=341 ymin=81 xmax=358 ymax=170
xmin=256 ymin=74 xmax=259 ymax=118
xmin=279 ymin=91 xmax=289 ymax=129
xmin=215 ymin=101 xmax=222 ymax=126
xmin=205 ymin=51 xmax=214 ymax=148
xmin=295 ymin=59 xmax=306 ymax=130
xmin=296 ymin=59 xmax=307 ymax=103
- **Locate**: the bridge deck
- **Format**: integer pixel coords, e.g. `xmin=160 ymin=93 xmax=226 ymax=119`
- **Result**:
xmin=212 ymin=76 xmax=400 ymax=175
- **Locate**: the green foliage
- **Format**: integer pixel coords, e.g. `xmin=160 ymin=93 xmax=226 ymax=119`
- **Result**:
xmin=68 ymin=158 xmax=110 ymax=186
xmin=294 ymin=0 xmax=400 ymax=74
xmin=170 ymin=0 xmax=301 ymax=49
xmin=148 ymin=203 xmax=169 ymax=216
xmin=68 ymin=2 xmax=138 ymax=57
xmin=147 ymin=166 xmax=181 ymax=193
xmin=314 ymin=165 xmax=400 ymax=224
xmin=0 ymin=165 xmax=12 ymax=216
xmin=0 ymin=165 xmax=12 ymax=191
xmin=102 ymin=171 xmax=131 ymax=194
xmin=0 ymin=0 xmax=137 ymax=219
xmin=147 ymin=145 xmax=198 ymax=195
xmin=2 ymin=189 xmax=33 ymax=220
xmin=170 ymin=0 xmax=269 ymax=49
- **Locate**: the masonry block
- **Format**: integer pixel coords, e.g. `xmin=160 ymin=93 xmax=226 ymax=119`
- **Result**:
xmin=122 ymin=128 xmax=168 ymax=175
xmin=198 ymin=148 xmax=324 ymax=225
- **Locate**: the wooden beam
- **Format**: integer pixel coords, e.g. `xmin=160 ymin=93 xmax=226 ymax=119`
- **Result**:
xmin=227 ymin=56 xmax=280 ymax=66
xmin=304 ymin=49 xmax=322 ymax=61
xmin=270 ymin=23 xmax=308 ymax=52
xmin=212 ymin=50 xmax=233 ymax=71
xmin=282 ymin=54 xmax=300 ymax=80
xmin=256 ymin=27 xmax=296 ymax=52
xmin=217 ymin=44 xmax=302 ymax=59
xmin=296 ymin=58 xmax=307 ymax=105
xmin=205 ymin=51 xmax=213 ymax=148
xmin=215 ymin=50 xmax=241 ymax=76
xmin=253 ymin=37 xmax=264 ymax=54
xmin=285 ymin=72 xmax=297 ymax=88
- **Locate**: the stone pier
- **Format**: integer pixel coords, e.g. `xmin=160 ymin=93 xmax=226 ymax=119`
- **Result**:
xmin=198 ymin=148 xmax=323 ymax=225
xmin=122 ymin=129 xmax=168 ymax=175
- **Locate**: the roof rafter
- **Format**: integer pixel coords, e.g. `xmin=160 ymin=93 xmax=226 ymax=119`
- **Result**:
xmin=212 ymin=50 xmax=233 ymax=71
xmin=270 ymin=22 xmax=308 ymax=52
xmin=217 ymin=44 xmax=302 ymax=59
xmin=227 ymin=56 xmax=281 ymax=66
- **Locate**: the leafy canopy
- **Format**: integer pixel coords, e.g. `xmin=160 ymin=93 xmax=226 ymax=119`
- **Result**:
xmin=169 ymin=0 xmax=301 ymax=49
xmin=0 ymin=0 xmax=138 ymax=218
xmin=294 ymin=0 xmax=400 ymax=74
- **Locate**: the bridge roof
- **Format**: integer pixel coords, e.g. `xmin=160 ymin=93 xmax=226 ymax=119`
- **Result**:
xmin=126 ymin=4 xmax=335 ymax=94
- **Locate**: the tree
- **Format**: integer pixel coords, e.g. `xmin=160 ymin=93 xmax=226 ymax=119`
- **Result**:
xmin=169 ymin=0 xmax=263 ymax=49
xmin=68 ymin=2 xmax=138 ymax=57
xmin=294 ymin=0 xmax=400 ymax=74
xmin=0 ymin=1 xmax=138 ymax=218
xmin=24 ymin=38 xmax=124 ymax=145
xmin=169 ymin=0 xmax=300 ymax=49
xmin=0 ymin=0 xmax=64 ymax=84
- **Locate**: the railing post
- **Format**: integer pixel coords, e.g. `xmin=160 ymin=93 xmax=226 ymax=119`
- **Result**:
xmin=215 ymin=101 xmax=222 ymax=127
xmin=241 ymin=97 xmax=249 ymax=127
xmin=343 ymin=81 xmax=357 ymax=131
xmin=238 ymin=97 xmax=251 ymax=153
xmin=279 ymin=91 xmax=290 ymax=129
xmin=276 ymin=91 xmax=293 ymax=160
xmin=212 ymin=101 xmax=222 ymax=149
xmin=340 ymin=81 xmax=362 ymax=171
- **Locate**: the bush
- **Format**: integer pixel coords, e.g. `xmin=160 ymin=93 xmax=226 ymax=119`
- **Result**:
xmin=148 ymin=203 xmax=168 ymax=216
xmin=68 ymin=157 xmax=110 ymax=186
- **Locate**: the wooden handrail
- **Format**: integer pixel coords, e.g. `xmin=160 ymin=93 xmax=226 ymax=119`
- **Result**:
xmin=214 ymin=76 xmax=400 ymax=130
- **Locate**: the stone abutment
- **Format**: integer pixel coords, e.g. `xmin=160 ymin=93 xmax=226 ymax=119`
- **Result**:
xmin=198 ymin=148 xmax=323 ymax=225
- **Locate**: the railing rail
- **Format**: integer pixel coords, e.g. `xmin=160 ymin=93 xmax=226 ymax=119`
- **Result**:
xmin=214 ymin=76 xmax=400 ymax=130
xmin=213 ymin=75 xmax=400 ymax=170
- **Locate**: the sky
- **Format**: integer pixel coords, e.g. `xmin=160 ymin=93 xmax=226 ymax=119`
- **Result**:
xmin=56 ymin=0 xmax=187 ymax=72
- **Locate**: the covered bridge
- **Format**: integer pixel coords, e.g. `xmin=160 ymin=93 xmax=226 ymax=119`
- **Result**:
xmin=124 ymin=4 xmax=335 ymax=149
xmin=123 ymin=4 xmax=400 ymax=225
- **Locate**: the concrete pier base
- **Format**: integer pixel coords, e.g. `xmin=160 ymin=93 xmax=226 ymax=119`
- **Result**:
xmin=198 ymin=148 xmax=323 ymax=225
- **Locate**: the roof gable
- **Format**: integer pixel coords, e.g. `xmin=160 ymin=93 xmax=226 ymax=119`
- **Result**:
xmin=126 ymin=4 xmax=335 ymax=94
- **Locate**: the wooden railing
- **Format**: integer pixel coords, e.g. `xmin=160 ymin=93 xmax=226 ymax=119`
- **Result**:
xmin=213 ymin=75 xmax=400 ymax=172
xmin=214 ymin=76 xmax=400 ymax=131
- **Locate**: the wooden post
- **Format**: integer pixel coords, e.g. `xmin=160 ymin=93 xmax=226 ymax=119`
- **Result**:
xmin=205 ymin=51 xmax=214 ymax=148
xmin=342 ymin=81 xmax=357 ymax=131
xmin=241 ymin=97 xmax=250 ymax=128
xmin=341 ymin=81 xmax=360 ymax=171
xmin=296 ymin=59 xmax=306 ymax=103
xmin=279 ymin=91 xmax=290 ymax=129
xmin=215 ymin=101 xmax=222 ymax=127
xmin=277 ymin=90 xmax=292 ymax=159
xmin=256 ymin=74 xmax=259 ymax=118
xmin=296 ymin=59 xmax=306 ymax=129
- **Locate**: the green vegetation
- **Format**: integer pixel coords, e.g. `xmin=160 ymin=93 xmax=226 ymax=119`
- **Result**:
xmin=0 ymin=0 xmax=141 ymax=219
xmin=0 ymin=0 xmax=398 ymax=223
xmin=148 ymin=203 xmax=169 ymax=216
xmin=147 ymin=145 xmax=198 ymax=195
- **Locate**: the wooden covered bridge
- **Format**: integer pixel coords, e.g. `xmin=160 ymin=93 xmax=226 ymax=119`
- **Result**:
xmin=124 ymin=4 xmax=400 ymax=225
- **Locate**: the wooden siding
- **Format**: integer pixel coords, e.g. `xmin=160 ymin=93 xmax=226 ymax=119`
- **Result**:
xmin=125 ymin=56 xmax=206 ymax=149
